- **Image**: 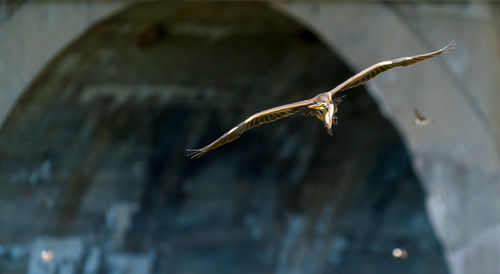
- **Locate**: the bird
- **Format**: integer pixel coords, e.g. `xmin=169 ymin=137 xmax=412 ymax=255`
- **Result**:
xmin=187 ymin=41 xmax=455 ymax=158
xmin=413 ymin=109 xmax=434 ymax=126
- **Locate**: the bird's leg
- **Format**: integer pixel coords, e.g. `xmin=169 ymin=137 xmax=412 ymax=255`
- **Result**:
xmin=315 ymin=112 xmax=325 ymax=122
xmin=334 ymin=95 xmax=346 ymax=105
xmin=331 ymin=99 xmax=340 ymax=126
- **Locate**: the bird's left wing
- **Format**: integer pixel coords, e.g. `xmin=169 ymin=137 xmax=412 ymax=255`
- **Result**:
xmin=328 ymin=41 xmax=455 ymax=96
xmin=187 ymin=99 xmax=314 ymax=158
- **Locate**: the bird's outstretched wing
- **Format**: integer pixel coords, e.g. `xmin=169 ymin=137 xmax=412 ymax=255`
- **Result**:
xmin=329 ymin=41 xmax=456 ymax=95
xmin=187 ymin=99 xmax=314 ymax=158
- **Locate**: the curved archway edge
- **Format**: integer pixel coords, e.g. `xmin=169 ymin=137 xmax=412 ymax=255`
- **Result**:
xmin=3 ymin=2 xmax=500 ymax=273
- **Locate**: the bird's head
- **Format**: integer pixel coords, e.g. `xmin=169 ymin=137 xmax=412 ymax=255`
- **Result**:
xmin=308 ymin=102 xmax=328 ymax=111
xmin=308 ymin=101 xmax=337 ymax=135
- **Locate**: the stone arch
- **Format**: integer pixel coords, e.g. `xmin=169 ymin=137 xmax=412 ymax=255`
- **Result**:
xmin=5 ymin=1 xmax=499 ymax=273
xmin=276 ymin=4 xmax=500 ymax=274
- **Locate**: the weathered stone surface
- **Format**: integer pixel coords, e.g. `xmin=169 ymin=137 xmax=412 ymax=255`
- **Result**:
xmin=278 ymin=3 xmax=500 ymax=273
xmin=105 ymin=252 xmax=154 ymax=274
xmin=28 ymin=237 xmax=85 ymax=274
xmin=0 ymin=2 xmax=125 ymax=128
xmin=447 ymin=224 xmax=500 ymax=274
xmin=0 ymin=2 xmax=476 ymax=274
xmin=83 ymin=247 xmax=101 ymax=274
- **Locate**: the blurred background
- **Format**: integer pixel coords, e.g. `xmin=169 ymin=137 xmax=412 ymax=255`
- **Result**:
xmin=1 ymin=1 xmax=499 ymax=273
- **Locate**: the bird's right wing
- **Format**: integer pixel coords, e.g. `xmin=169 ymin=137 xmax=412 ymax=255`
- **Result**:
xmin=187 ymin=99 xmax=314 ymax=158
xmin=328 ymin=41 xmax=455 ymax=95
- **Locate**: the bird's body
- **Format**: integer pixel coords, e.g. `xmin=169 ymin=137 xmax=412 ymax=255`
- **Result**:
xmin=413 ymin=109 xmax=434 ymax=126
xmin=187 ymin=42 xmax=455 ymax=158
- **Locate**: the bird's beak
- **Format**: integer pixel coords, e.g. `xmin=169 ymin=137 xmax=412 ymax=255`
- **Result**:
xmin=308 ymin=103 xmax=325 ymax=110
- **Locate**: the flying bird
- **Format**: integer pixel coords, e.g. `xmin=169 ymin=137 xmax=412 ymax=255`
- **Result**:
xmin=187 ymin=41 xmax=455 ymax=158
xmin=413 ymin=109 xmax=434 ymax=126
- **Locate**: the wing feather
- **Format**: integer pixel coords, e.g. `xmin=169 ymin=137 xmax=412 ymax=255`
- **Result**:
xmin=329 ymin=41 xmax=455 ymax=95
xmin=187 ymin=99 xmax=313 ymax=158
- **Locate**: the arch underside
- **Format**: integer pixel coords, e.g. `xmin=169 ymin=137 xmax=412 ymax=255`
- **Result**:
xmin=3 ymin=1 xmax=499 ymax=273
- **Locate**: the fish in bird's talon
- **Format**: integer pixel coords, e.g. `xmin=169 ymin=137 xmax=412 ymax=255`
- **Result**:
xmin=413 ymin=109 xmax=434 ymax=126
xmin=187 ymin=42 xmax=455 ymax=158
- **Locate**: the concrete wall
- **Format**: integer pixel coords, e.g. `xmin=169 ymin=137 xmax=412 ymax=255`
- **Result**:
xmin=277 ymin=3 xmax=500 ymax=274
xmin=0 ymin=3 xmax=448 ymax=273
xmin=2 ymin=2 xmax=500 ymax=273
xmin=0 ymin=2 xmax=126 ymax=127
